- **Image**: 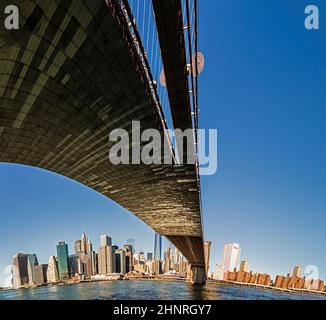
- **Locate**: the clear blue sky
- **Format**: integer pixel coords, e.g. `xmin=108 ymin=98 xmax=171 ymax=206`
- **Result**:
xmin=1 ymin=0 xmax=326 ymax=286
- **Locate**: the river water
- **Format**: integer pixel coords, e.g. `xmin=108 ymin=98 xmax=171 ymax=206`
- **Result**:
xmin=0 ymin=280 xmax=325 ymax=300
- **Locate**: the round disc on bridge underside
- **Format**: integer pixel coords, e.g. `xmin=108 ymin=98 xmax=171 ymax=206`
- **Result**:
xmin=192 ymin=52 xmax=205 ymax=77
xmin=159 ymin=68 xmax=167 ymax=87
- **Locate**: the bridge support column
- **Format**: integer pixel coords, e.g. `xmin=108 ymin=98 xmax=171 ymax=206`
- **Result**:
xmin=186 ymin=264 xmax=206 ymax=285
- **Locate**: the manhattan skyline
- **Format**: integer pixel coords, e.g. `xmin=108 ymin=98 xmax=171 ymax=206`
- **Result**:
xmin=1 ymin=0 xmax=326 ymax=287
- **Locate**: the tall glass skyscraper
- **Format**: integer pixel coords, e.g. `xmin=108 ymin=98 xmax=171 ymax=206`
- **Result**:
xmin=56 ymin=241 xmax=69 ymax=280
xmin=154 ymin=233 xmax=162 ymax=260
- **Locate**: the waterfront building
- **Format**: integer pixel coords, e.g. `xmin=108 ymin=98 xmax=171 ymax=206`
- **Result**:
xmin=153 ymin=233 xmax=162 ymax=260
xmin=292 ymin=266 xmax=302 ymax=278
xmin=47 ymin=256 xmax=59 ymax=283
xmin=221 ymin=243 xmax=241 ymax=280
xmin=239 ymin=260 xmax=249 ymax=273
xmin=27 ymin=254 xmax=39 ymax=286
xmin=274 ymin=273 xmax=325 ymax=292
xmin=34 ymin=264 xmax=48 ymax=285
xmin=204 ymin=241 xmax=211 ymax=277
xmin=56 ymin=241 xmax=70 ymax=280
xmin=115 ymin=248 xmax=126 ymax=274
xmin=12 ymin=253 xmax=29 ymax=289
xmin=274 ymin=274 xmax=305 ymax=290
xmin=134 ymin=260 xmax=148 ymax=273
xmin=304 ymin=278 xmax=325 ymax=291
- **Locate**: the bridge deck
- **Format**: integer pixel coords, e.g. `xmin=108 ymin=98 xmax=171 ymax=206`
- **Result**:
xmin=0 ymin=0 xmax=204 ymax=267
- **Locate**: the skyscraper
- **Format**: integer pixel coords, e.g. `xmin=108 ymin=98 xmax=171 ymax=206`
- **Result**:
xmin=292 ymin=266 xmax=302 ymax=278
xmin=98 ymin=246 xmax=115 ymax=274
xmin=163 ymin=245 xmax=173 ymax=274
xmin=12 ymin=253 xmax=29 ymax=289
xmin=101 ymin=235 xmax=112 ymax=247
xmin=68 ymin=254 xmax=80 ymax=276
xmin=47 ymin=256 xmax=59 ymax=283
xmin=204 ymin=241 xmax=211 ymax=277
xmin=80 ymin=233 xmax=92 ymax=254
xmin=239 ymin=260 xmax=249 ymax=273
xmin=127 ymin=238 xmax=135 ymax=253
xmin=74 ymin=240 xmax=82 ymax=254
xmin=84 ymin=252 xmax=96 ymax=276
xmin=220 ymin=243 xmax=241 ymax=280
xmin=115 ymin=248 xmax=126 ymax=274
xmin=98 ymin=235 xmax=115 ymax=275
xmin=154 ymin=233 xmax=162 ymax=260
xmin=34 ymin=264 xmax=48 ymax=285
xmin=213 ymin=264 xmax=222 ymax=280
xmin=124 ymin=244 xmax=133 ymax=272
xmin=56 ymin=241 xmax=69 ymax=280
xmin=27 ymin=254 xmax=39 ymax=286
xmin=139 ymin=250 xmax=145 ymax=261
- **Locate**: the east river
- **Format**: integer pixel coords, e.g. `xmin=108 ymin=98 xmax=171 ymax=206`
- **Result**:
xmin=1 ymin=280 xmax=326 ymax=300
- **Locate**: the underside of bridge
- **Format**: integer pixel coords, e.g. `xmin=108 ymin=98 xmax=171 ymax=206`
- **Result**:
xmin=0 ymin=0 xmax=205 ymax=284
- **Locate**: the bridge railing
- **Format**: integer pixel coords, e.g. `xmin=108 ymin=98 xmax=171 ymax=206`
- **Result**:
xmin=123 ymin=0 xmax=200 ymax=164
xmin=124 ymin=0 xmax=175 ymax=133
xmin=106 ymin=0 xmax=176 ymax=161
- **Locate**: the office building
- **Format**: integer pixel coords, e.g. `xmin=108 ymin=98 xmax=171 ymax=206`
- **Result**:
xmin=115 ymin=248 xmax=126 ymax=274
xmin=27 ymin=254 xmax=39 ymax=286
xmin=221 ymin=243 xmax=241 ymax=280
xmin=124 ymin=244 xmax=133 ymax=272
xmin=213 ymin=264 xmax=222 ymax=280
xmin=98 ymin=245 xmax=115 ymax=275
xmin=74 ymin=240 xmax=82 ymax=254
xmin=239 ymin=260 xmax=249 ymax=273
xmin=154 ymin=233 xmax=162 ymax=260
xmin=204 ymin=241 xmax=211 ymax=277
xmin=152 ymin=259 xmax=163 ymax=275
xmin=163 ymin=245 xmax=173 ymax=274
xmin=69 ymin=254 xmax=80 ymax=276
xmin=139 ymin=250 xmax=145 ymax=261
xmin=127 ymin=238 xmax=135 ymax=253
xmin=34 ymin=264 xmax=48 ymax=285
xmin=56 ymin=241 xmax=69 ymax=280
xmin=12 ymin=253 xmax=29 ymax=289
xmin=292 ymin=266 xmax=302 ymax=278
xmin=84 ymin=252 xmax=96 ymax=276
xmin=47 ymin=256 xmax=59 ymax=283
xmin=81 ymin=233 xmax=92 ymax=254
xmin=101 ymin=235 xmax=112 ymax=247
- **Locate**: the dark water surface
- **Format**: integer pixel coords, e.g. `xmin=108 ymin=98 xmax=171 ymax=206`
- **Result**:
xmin=1 ymin=280 xmax=325 ymax=300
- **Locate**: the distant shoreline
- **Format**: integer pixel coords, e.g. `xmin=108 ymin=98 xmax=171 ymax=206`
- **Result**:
xmin=207 ymin=279 xmax=326 ymax=297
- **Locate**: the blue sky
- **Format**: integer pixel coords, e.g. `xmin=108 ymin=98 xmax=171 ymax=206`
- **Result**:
xmin=1 ymin=0 xmax=326 ymax=286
